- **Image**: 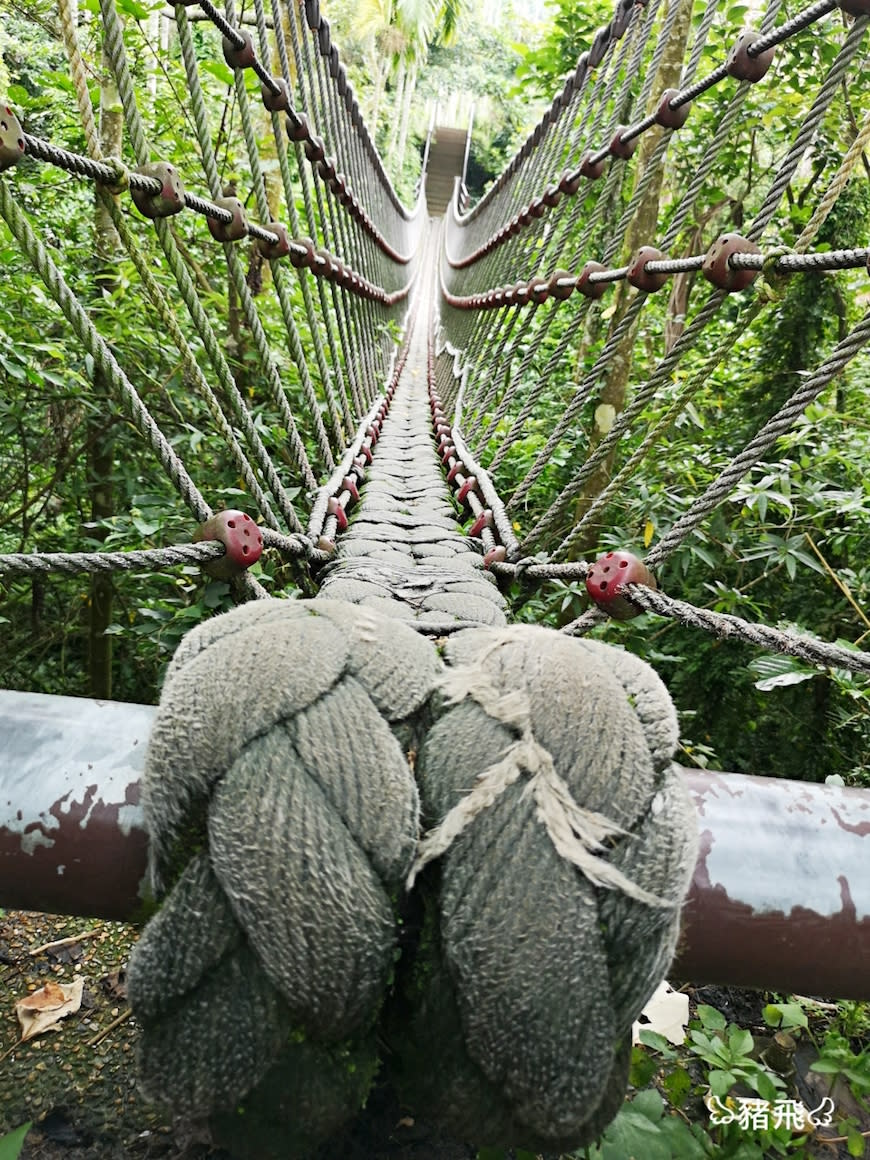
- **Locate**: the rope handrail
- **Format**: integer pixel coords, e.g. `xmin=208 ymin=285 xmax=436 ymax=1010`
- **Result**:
xmin=440 ymin=244 xmax=870 ymax=311
xmin=12 ymin=127 xmax=417 ymax=307
xmin=473 ymin=10 xmax=868 ymax=527
xmin=182 ymin=0 xmax=418 ymax=227
xmin=456 ymin=0 xmax=638 ymax=228
xmin=444 ymin=0 xmax=850 ymax=272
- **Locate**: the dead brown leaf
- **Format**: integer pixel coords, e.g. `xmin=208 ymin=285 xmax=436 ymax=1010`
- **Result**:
xmin=15 ymin=977 xmax=84 ymax=1041
xmin=99 ymin=968 xmax=127 ymax=1002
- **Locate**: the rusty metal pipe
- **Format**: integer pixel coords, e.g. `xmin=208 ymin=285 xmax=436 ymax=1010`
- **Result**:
xmin=673 ymin=769 xmax=870 ymax=998
xmin=0 ymin=690 xmax=152 ymax=920
xmin=2 ymin=691 xmax=869 ymax=997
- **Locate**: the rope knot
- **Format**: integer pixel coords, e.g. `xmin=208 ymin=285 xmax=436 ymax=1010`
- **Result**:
xmin=128 ymin=599 xmax=441 ymax=1154
xmin=759 ymin=245 xmax=794 ymax=301
xmin=395 ymin=624 xmax=698 ymax=1152
xmin=99 ymin=156 xmax=129 ymax=195
xmin=128 ymin=607 xmax=697 ymax=1157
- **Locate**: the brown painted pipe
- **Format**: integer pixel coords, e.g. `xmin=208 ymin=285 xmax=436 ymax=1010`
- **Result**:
xmin=0 ymin=691 xmax=152 ymax=921
xmin=1 ymin=691 xmax=869 ymax=997
xmin=674 ymin=769 xmax=870 ymax=998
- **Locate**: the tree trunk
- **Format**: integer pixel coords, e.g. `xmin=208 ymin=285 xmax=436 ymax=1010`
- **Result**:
xmin=386 ymin=58 xmax=406 ymax=165
xmin=396 ymin=62 xmax=417 ymax=172
xmin=87 ymin=48 xmax=123 ymax=699
xmin=570 ymin=0 xmax=694 ymax=555
xmin=370 ymin=50 xmax=387 ymax=131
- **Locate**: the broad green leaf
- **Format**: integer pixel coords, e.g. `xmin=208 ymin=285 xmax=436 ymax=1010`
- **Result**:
xmin=751 ymin=1070 xmax=779 ymax=1101
xmin=116 ymin=0 xmax=152 ymax=16
xmin=749 ymin=654 xmax=817 ymax=691
xmin=709 ymin=1069 xmax=737 ymax=1097
xmin=657 ymin=1115 xmax=708 ymax=1158
xmin=639 ymin=1028 xmax=673 ymax=1054
xmin=629 ymin=1045 xmax=658 ymax=1087
xmin=847 ymin=1123 xmax=866 ymax=1157
xmin=727 ymin=1027 xmax=753 ymax=1057
xmin=599 ymin=1107 xmax=671 ymax=1160
xmin=696 ymin=1005 xmax=726 ymax=1031
xmin=631 ymin=1088 xmax=664 ymax=1121
xmin=0 ymin=1124 xmax=31 ymax=1160
xmin=131 ymin=516 xmax=159 ymax=536
xmin=663 ymin=1066 xmax=691 ymax=1107
xmin=201 ymin=59 xmax=236 ymax=87
xmin=762 ymin=1002 xmax=808 ymax=1030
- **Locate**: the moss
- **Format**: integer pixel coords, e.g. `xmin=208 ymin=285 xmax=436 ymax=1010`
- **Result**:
xmin=209 ymin=1034 xmax=380 ymax=1160
xmin=0 ymin=911 xmax=172 ymax=1149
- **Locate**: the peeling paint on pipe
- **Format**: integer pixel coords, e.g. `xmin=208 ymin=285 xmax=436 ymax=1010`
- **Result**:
xmin=0 ymin=691 xmax=152 ymax=920
xmin=1 ymin=692 xmax=869 ymax=997
xmin=673 ymin=769 xmax=870 ymax=999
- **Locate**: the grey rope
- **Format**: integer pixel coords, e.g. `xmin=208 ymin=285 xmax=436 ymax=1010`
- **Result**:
xmin=96 ymin=0 xmax=306 ymax=533
xmin=0 ymin=544 xmax=226 ymax=575
xmin=623 ymin=584 xmax=870 ymax=675
xmin=225 ymin=0 xmax=336 ymax=470
xmin=255 ymin=0 xmax=350 ymax=448
xmin=172 ymin=5 xmax=318 ymax=488
xmin=645 ymin=307 xmax=870 ymax=568
xmin=0 ymin=179 xmax=211 ymax=525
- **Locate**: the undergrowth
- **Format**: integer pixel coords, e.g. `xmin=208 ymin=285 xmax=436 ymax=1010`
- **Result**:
xmin=477 ymin=995 xmax=870 ymax=1159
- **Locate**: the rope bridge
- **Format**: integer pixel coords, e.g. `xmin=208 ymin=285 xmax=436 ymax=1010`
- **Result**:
xmin=1 ymin=0 xmax=869 ymax=1154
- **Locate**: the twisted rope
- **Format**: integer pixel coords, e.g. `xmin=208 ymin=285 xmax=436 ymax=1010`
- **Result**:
xmin=171 ymin=6 xmax=317 ymax=488
xmin=620 ymin=585 xmax=870 ymax=675
xmin=645 ymin=307 xmax=870 ymax=568
xmin=0 ymin=180 xmax=211 ymax=525
xmin=0 ymin=544 xmax=225 ymax=575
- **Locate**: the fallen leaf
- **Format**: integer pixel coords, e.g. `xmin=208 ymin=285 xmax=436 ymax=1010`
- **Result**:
xmin=15 ymin=978 xmax=84 ymax=1042
xmin=99 ymin=968 xmax=127 ymax=1001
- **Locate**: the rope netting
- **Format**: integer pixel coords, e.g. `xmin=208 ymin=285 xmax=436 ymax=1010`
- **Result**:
xmin=435 ymin=0 xmax=870 ymax=670
xmin=2 ymin=1 xmax=870 ymax=1154
xmin=2 ymin=0 xmax=424 ymax=567
xmin=0 ymin=0 xmax=867 ymax=680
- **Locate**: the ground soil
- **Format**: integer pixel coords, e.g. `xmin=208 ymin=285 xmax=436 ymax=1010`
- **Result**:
xmin=0 ymin=910 xmax=484 ymax=1159
xmin=2 ymin=912 xmax=865 ymax=1159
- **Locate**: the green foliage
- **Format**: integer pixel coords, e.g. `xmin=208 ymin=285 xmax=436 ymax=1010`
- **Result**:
xmin=469 ymin=994 xmax=870 ymax=1159
xmin=810 ymin=1033 xmax=870 ymax=1100
xmin=511 ymin=0 xmax=602 ymax=99
xmin=0 ymin=1124 xmax=30 ymax=1160
xmin=583 ymin=1088 xmax=710 ymax=1159
xmin=597 ymin=999 xmax=865 ymax=1160
xmin=688 ymin=1006 xmax=786 ymax=1102
xmin=0 ymin=1 xmax=310 ymax=704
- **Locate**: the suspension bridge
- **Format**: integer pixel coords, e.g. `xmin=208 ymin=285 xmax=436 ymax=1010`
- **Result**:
xmin=1 ymin=0 xmax=869 ymax=1153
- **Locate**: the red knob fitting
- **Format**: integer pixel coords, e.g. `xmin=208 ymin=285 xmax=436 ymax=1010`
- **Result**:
xmin=585 ymin=550 xmax=656 ymax=620
xmin=469 ymin=509 xmax=493 ymax=538
xmin=194 ymin=510 xmax=263 ymax=579
xmin=207 ymin=196 xmax=248 ymax=243
xmin=457 ymin=477 xmax=478 ymax=505
xmin=327 ymin=495 xmax=348 ymax=532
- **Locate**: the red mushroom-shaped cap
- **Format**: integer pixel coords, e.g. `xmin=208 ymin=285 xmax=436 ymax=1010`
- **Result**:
xmin=469 ymin=509 xmax=493 ymax=538
xmin=194 ymin=510 xmax=263 ymax=579
xmin=341 ymin=475 xmax=360 ymax=504
xmin=585 ymin=550 xmax=656 ymax=620
xmin=457 ymin=477 xmax=478 ymax=505
xmin=327 ymin=495 xmax=348 ymax=532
